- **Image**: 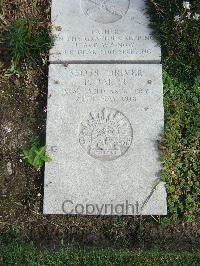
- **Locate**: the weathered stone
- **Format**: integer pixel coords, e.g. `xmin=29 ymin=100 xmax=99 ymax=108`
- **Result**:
xmin=43 ymin=64 xmax=167 ymax=215
xmin=50 ymin=0 xmax=161 ymax=63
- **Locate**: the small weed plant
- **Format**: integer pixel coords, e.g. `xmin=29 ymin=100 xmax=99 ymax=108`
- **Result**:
xmin=23 ymin=136 xmax=51 ymax=171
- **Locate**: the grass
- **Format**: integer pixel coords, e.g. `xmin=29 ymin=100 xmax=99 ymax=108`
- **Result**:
xmin=6 ymin=19 xmax=51 ymax=66
xmin=161 ymin=73 xmax=200 ymax=221
xmin=147 ymin=0 xmax=200 ymax=221
xmin=147 ymin=0 xmax=200 ymax=84
xmin=1 ymin=241 xmax=200 ymax=266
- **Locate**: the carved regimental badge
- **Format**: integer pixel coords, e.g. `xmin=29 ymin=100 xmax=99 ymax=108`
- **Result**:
xmin=79 ymin=108 xmax=133 ymax=161
xmin=81 ymin=0 xmax=130 ymax=24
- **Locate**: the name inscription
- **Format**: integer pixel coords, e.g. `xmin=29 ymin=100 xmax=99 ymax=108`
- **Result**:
xmin=57 ymin=67 xmax=152 ymax=105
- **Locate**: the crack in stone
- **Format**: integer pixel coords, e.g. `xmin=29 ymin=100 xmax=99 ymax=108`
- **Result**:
xmin=141 ymin=178 xmax=162 ymax=211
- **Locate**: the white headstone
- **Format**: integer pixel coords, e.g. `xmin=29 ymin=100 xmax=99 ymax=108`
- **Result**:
xmin=43 ymin=64 xmax=167 ymax=215
xmin=50 ymin=0 xmax=161 ymax=63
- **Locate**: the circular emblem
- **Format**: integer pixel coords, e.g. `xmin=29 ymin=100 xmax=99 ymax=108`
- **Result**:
xmin=79 ymin=108 xmax=133 ymax=161
xmin=81 ymin=0 xmax=130 ymax=24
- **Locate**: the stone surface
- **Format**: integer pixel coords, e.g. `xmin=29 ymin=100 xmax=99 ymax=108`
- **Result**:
xmin=50 ymin=0 xmax=161 ymax=63
xmin=43 ymin=64 xmax=167 ymax=215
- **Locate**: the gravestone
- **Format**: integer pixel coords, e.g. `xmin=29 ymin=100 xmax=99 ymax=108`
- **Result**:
xmin=44 ymin=0 xmax=167 ymax=215
xmin=50 ymin=0 xmax=161 ymax=62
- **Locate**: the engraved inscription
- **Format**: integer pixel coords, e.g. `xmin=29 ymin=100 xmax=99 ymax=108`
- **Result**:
xmin=81 ymin=0 xmax=130 ymax=24
xmin=79 ymin=108 xmax=133 ymax=161
xmin=63 ymin=66 xmax=149 ymax=104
